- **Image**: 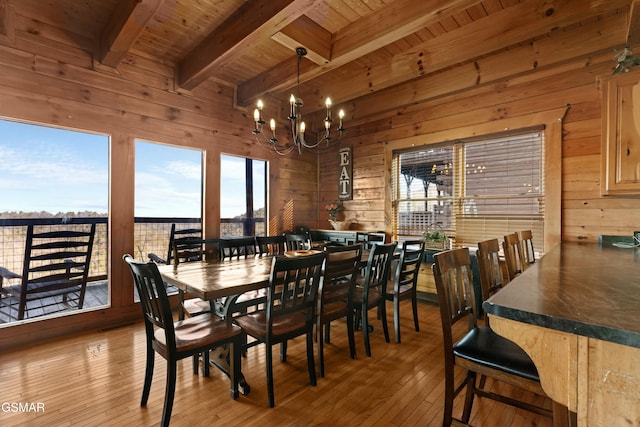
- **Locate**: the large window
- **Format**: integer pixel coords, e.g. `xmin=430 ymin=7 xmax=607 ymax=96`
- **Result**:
xmin=394 ymin=129 xmax=544 ymax=253
xmin=0 ymin=119 xmax=109 ymax=324
xmin=220 ymin=154 xmax=267 ymax=237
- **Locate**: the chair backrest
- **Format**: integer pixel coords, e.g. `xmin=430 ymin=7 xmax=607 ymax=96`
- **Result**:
xmin=475 ymin=238 xmax=506 ymax=301
xmin=355 ymin=232 xmax=386 ymax=249
xmin=256 ymin=235 xmax=286 ymax=256
xmin=284 ymin=233 xmax=312 ymax=250
xmin=266 ymin=253 xmax=326 ymax=334
xmin=166 ymin=224 xmax=202 ymax=265
xmin=219 ymin=236 xmax=257 ymax=260
xmin=172 ymin=238 xmax=218 ymax=266
xmin=322 ymin=243 xmax=363 ymax=304
xmin=519 ymin=230 xmax=536 ymax=266
xmin=432 ymin=247 xmax=477 ymax=349
xmin=18 ymin=223 xmax=96 ymax=319
xmin=122 ymin=255 xmax=176 ymax=345
xmin=502 ymin=232 xmax=525 ymax=281
xmin=361 ymin=242 xmax=398 ymax=300
xmin=394 ymin=239 xmax=425 ymax=291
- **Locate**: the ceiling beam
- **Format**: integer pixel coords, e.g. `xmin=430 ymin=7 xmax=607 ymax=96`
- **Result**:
xmin=236 ymin=0 xmax=483 ymax=106
xmin=99 ymin=0 xmax=164 ymax=68
xmin=627 ymin=0 xmax=640 ymax=45
xmin=271 ymin=15 xmax=332 ymax=65
xmin=177 ymin=0 xmax=321 ymax=91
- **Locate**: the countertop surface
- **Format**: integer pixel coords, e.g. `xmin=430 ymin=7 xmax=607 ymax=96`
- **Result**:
xmin=483 ymin=241 xmax=640 ymax=348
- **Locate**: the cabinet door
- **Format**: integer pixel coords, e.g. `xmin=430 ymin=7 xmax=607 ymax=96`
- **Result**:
xmin=601 ymin=71 xmax=640 ymax=195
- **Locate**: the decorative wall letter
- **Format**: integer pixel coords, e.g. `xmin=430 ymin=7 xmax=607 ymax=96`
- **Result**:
xmin=338 ymin=146 xmax=352 ymax=200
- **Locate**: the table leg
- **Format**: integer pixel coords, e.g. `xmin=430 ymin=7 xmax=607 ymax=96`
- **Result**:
xmin=209 ymin=345 xmax=250 ymax=395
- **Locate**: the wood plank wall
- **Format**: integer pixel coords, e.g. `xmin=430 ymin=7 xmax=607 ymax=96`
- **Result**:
xmin=0 ymin=3 xmax=318 ymax=348
xmin=320 ymin=10 xmax=640 ymax=244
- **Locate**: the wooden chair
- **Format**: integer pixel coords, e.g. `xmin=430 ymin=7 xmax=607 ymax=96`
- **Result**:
xmin=148 ymin=223 xmax=201 ymax=265
xmin=122 ymin=255 xmax=242 ymax=427
xmin=432 ymin=247 xmax=551 ymax=426
xmin=383 ymin=239 xmax=424 ymax=343
xmin=475 ymin=238 xmax=506 ymax=305
xmin=352 ymin=241 xmax=397 ymax=357
xmin=355 ymin=232 xmax=386 ymax=249
xmin=219 ymin=236 xmax=257 ymax=260
xmin=284 ymin=233 xmax=312 ymax=250
xmin=519 ymin=229 xmax=536 ymax=267
xmin=234 ymin=253 xmax=326 ymax=407
xmin=317 ymin=243 xmax=363 ymax=377
xmin=0 ymin=223 xmax=96 ymax=320
xmin=172 ymin=238 xmax=219 ymax=320
xmin=502 ymin=232 xmax=526 ymax=281
xmin=256 ymin=235 xmax=286 ymax=256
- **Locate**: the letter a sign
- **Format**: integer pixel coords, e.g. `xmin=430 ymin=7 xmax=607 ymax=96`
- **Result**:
xmin=338 ymin=147 xmax=352 ymax=200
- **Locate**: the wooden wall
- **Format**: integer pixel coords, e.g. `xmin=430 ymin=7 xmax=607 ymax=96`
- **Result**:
xmin=321 ymin=10 xmax=640 ymax=245
xmin=0 ymin=4 xmax=318 ymax=348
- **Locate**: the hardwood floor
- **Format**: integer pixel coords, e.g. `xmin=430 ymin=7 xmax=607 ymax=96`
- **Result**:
xmin=0 ymin=300 xmax=553 ymax=427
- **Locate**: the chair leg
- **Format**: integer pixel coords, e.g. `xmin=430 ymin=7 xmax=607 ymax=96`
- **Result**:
xmin=192 ymin=354 xmax=199 ymax=375
xmin=380 ymin=302 xmax=390 ymax=343
xmin=411 ymin=293 xmax=420 ymax=332
xmin=461 ymin=372 xmax=477 ymax=424
xmin=203 ymin=350 xmax=210 ymax=377
xmin=346 ymin=311 xmax=356 ymax=359
xmin=362 ymin=307 xmax=372 ymax=357
xmin=306 ymin=329 xmax=317 ymax=387
xmin=443 ymin=362 xmax=455 ymax=427
xmin=280 ymin=341 xmax=287 ymax=362
xmin=141 ymin=341 xmax=155 ymax=406
xmin=394 ymin=297 xmax=401 ymax=343
xmin=266 ymin=343 xmax=275 ymax=408
xmin=161 ymin=360 xmax=177 ymax=427
xmin=317 ymin=319 xmax=326 ymax=377
xmin=229 ymin=341 xmax=240 ymax=400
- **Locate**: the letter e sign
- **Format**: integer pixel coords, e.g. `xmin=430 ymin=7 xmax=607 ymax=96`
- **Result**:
xmin=338 ymin=147 xmax=352 ymax=200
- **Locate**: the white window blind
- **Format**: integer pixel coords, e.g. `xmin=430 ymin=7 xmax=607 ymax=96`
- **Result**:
xmin=393 ymin=129 xmax=544 ymax=253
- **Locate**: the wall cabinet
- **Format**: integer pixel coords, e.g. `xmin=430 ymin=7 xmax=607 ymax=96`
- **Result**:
xmin=601 ymin=70 xmax=640 ymax=195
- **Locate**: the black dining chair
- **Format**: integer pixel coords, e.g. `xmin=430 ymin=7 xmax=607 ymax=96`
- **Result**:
xmin=284 ymin=233 xmax=312 ymax=250
xmin=123 ymin=254 xmax=243 ymax=427
xmin=317 ymin=243 xmax=363 ymax=377
xmin=233 ymin=252 xmax=326 ymax=407
xmin=432 ymin=247 xmax=551 ymax=426
xmin=383 ymin=239 xmax=424 ymax=343
xmin=352 ymin=241 xmax=397 ymax=357
xmin=256 ymin=235 xmax=287 ymax=256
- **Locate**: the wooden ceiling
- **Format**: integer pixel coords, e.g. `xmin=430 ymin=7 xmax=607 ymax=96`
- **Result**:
xmin=12 ymin=0 xmax=639 ymax=114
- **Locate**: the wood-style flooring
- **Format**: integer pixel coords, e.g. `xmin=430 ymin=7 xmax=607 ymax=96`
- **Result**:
xmin=0 ymin=300 xmax=553 ymax=427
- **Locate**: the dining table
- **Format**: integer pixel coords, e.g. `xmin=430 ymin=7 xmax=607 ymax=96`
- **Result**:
xmin=482 ymin=241 xmax=640 ymax=426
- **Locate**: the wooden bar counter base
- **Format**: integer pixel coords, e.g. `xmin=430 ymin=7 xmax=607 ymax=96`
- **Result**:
xmin=483 ymin=242 xmax=640 ymax=427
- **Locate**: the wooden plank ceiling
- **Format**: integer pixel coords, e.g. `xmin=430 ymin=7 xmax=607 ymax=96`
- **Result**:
xmin=12 ymin=0 xmax=637 ymax=115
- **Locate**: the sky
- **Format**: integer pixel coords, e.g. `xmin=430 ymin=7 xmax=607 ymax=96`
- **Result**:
xmin=0 ymin=119 xmax=258 ymax=218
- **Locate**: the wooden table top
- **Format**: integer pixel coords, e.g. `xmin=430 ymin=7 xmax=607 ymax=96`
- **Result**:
xmin=158 ymin=255 xmax=274 ymax=301
xmin=483 ymin=241 xmax=640 ymax=348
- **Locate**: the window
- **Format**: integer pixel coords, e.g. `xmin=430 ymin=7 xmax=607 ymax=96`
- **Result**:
xmin=0 ymin=119 xmax=109 ymax=324
xmin=393 ymin=129 xmax=544 ymax=253
xmin=220 ymin=155 xmax=267 ymax=237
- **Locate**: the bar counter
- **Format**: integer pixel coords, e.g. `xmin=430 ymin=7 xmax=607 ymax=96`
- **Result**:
xmin=483 ymin=241 xmax=640 ymax=426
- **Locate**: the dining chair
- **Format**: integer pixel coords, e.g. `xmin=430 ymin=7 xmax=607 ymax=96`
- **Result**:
xmin=502 ymin=232 xmax=526 ymax=281
xmin=284 ymin=233 xmax=312 ymax=250
xmin=122 ymin=254 xmax=243 ymax=427
xmin=352 ymin=241 xmax=397 ymax=357
xmin=432 ymin=247 xmax=551 ymax=426
xmin=172 ymin=238 xmax=219 ymax=320
xmin=355 ymin=232 xmax=386 ymax=249
xmin=148 ymin=223 xmax=202 ymax=265
xmin=233 ymin=252 xmax=326 ymax=407
xmin=519 ymin=229 xmax=536 ymax=267
xmin=0 ymin=223 xmax=96 ymax=320
xmin=383 ymin=239 xmax=424 ymax=343
xmin=317 ymin=243 xmax=363 ymax=377
xmin=219 ymin=236 xmax=257 ymax=260
xmin=256 ymin=235 xmax=286 ymax=256
xmin=475 ymin=238 xmax=506 ymax=308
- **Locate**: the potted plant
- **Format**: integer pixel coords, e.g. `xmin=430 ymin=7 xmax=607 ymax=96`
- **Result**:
xmin=423 ymin=226 xmax=447 ymax=249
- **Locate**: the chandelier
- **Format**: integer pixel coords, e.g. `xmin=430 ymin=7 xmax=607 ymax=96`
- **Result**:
xmin=252 ymin=47 xmax=345 ymax=155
